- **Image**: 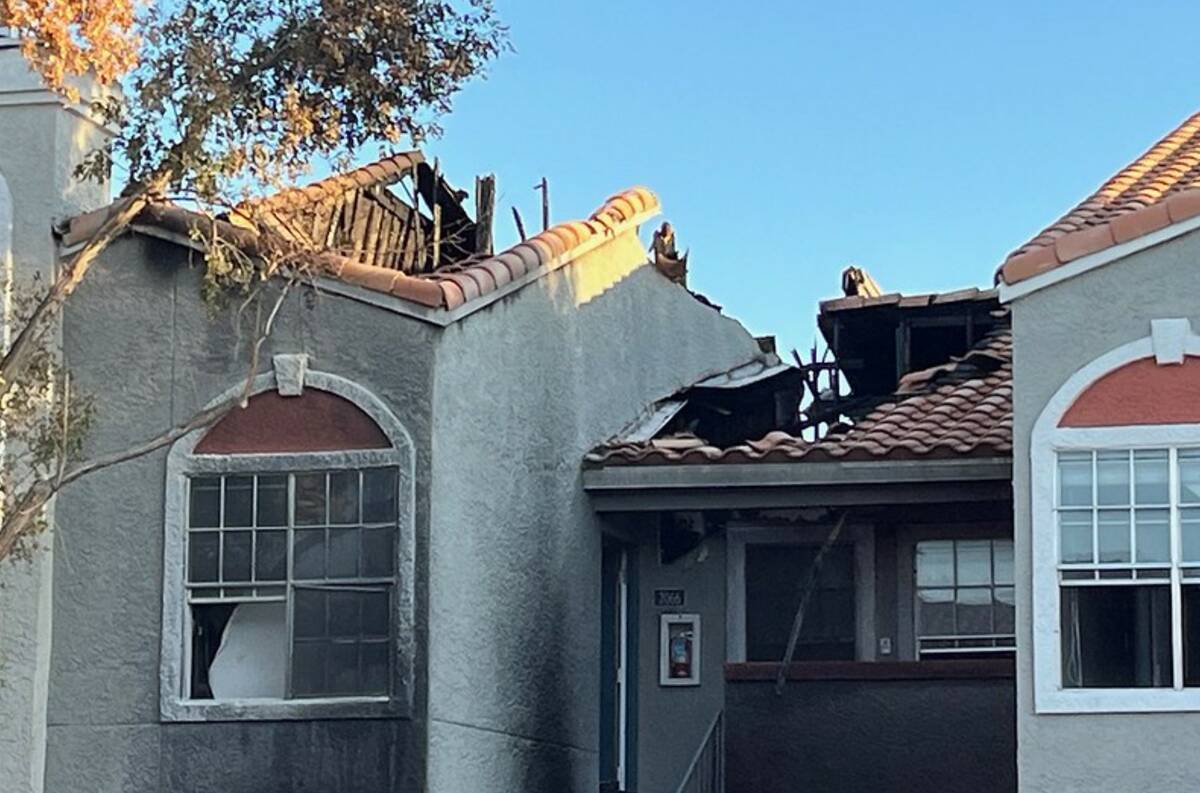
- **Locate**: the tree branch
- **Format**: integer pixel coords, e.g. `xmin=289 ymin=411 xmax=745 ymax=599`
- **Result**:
xmin=0 ymin=279 xmax=292 ymax=561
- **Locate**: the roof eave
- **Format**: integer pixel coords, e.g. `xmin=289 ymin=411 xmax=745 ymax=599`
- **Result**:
xmin=998 ymin=212 xmax=1200 ymax=303
xmin=583 ymin=455 xmax=1013 ymax=512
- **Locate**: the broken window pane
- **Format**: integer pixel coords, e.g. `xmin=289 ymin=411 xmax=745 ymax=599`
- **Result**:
xmin=186 ymin=467 xmax=399 ymax=703
xmin=1061 ymin=585 xmax=1172 ymax=688
xmin=994 ymin=587 xmax=1016 ymax=634
xmin=190 ymin=478 xmax=221 ymax=528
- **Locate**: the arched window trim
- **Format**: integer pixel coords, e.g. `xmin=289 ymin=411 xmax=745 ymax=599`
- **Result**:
xmin=160 ymin=369 xmax=416 ymax=722
xmin=1032 ymin=325 xmax=1200 ymax=714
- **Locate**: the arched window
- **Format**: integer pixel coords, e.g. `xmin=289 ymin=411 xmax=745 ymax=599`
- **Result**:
xmin=160 ymin=362 xmax=414 ymax=721
xmin=1032 ymin=320 xmax=1200 ymax=713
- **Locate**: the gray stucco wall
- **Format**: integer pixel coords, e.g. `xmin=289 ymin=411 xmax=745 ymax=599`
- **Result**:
xmin=47 ymin=235 xmax=437 ymax=792
xmin=633 ymin=528 xmax=728 ymax=793
xmin=1012 ymin=228 xmax=1200 ymax=792
xmin=0 ymin=43 xmax=113 ymax=793
xmin=426 ymin=234 xmax=761 ymax=793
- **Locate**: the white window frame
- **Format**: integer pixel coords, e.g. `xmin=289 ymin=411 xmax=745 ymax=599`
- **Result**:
xmin=1032 ymin=323 xmax=1200 ymax=713
xmin=160 ymin=369 xmax=417 ymax=722
xmin=725 ymin=524 xmax=875 ymax=663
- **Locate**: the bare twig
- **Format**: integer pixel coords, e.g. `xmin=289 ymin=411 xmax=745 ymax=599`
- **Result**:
xmin=0 ymin=278 xmax=293 ymax=561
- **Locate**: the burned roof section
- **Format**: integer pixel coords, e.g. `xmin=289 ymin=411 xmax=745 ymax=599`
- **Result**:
xmin=818 ymin=282 xmax=1003 ymax=405
xmin=586 ymin=327 xmax=1011 ymax=467
xmin=586 ymin=273 xmax=1012 ymax=468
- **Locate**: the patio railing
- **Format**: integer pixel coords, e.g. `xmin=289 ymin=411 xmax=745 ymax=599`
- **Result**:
xmin=674 ymin=710 xmax=724 ymax=793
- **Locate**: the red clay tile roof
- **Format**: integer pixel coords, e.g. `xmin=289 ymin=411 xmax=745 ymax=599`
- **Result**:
xmin=585 ymin=330 xmax=1012 ymax=466
xmin=246 ymin=151 xmax=424 ymax=214
xmin=1001 ymin=111 xmax=1200 ymax=285
xmin=62 ymin=171 xmax=661 ymax=313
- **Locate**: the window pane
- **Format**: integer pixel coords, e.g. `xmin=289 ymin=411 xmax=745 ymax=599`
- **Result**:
xmin=916 ymin=541 xmax=954 ymax=587
xmin=190 ymin=478 xmax=221 ymax=528
xmin=291 ymin=641 xmax=327 ymax=696
xmin=327 ymin=643 xmax=359 ymax=695
xmin=744 ymin=544 xmax=856 ymax=661
xmin=254 ymin=530 xmax=287 ymax=582
xmin=223 ymin=476 xmax=254 ymax=528
xmin=917 ymin=588 xmax=955 ymax=636
xmin=956 ymin=587 xmax=993 ymax=634
xmin=362 ymin=527 xmax=395 ymax=578
xmin=956 ymin=540 xmax=993 ymax=586
xmin=1184 ymin=585 xmax=1200 ymax=686
xmin=188 ymin=532 xmax=220 ymax=583
xmin=256 ymin=475 xmax=288 ymax=527
xmin=329 ymin=471 xmax=360 ymax=525
xmin=293 ymin=529 xmax=326 ymax=579
xmin=328 ymin=590 xmax=362 ymax=637
xmin=1134 ymin=450 xmax=1169 ymax=504
xmin=1182 ymin=508 xmax=1200 ymax=564
xmin=222 ymin=531 xmax=252 ymax=583
xmin=295 ymin=473 xmax=326 ymax=526
xmin=1059 ymin=511 xmax=1093 ymax=563
xmin=1096 ymin=451 xmax=1130 ymax=506
xmin=1061 ymin=585 xmax=1172 ymax=688
xmin=1058 ymin=453 xmax=1093 ymax=507
xmin=362 ymin=589 xmax=390 ymax=638
xmin=328 ymin=529 xmax=360 ymax=578
xmin=362 ymin=467 xmax=398 ymax=523
xmin=361 ymin=642 xmax=389 ymax=694
xmin=993 ymin=540 xmax=1014 ymax=586
xmin=293 ymin=588 xmax=326 ymax=639
xmin=1097 ymin=510 xmax=1132 ymax=563
xmin=1181 ymin=450 xmax=1200 ymax=504
xmin=1135 ymin=509 xmax=1170 ymax=563
xmin=994 ymin=587 xmax=1016 ymax=634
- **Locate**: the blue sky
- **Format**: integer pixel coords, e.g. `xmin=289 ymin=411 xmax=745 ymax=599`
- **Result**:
xmin=417 ymin=1 xmax=1200 ymax=354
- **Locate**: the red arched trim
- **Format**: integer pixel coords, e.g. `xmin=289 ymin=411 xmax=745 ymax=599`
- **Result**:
xmin=1060 ymin=355 xmax=1200 ymax=427
xmin=195 ymin=389 xmax=391 ymax=454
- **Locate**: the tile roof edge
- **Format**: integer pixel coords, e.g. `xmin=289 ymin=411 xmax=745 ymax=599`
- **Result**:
xmin=998 ymin=188 xmax=1200 ymax=287
xmin=244 ymin=151 xmax=425 ymax=213
xmin=63 ymin=186 xmax=663 ymax=318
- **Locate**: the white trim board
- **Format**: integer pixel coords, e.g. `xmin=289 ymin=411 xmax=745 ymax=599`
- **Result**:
xmin=1030 ymin=326 xmax=1200 ymax=713
xmin=999 ymin=213 xmax=1200 ymax=303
